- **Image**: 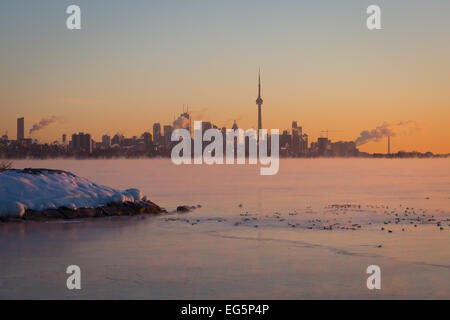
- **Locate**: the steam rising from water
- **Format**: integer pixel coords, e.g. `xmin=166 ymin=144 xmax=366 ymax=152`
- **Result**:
xmin=29 ymin=116 xmax=60 ymax=134
xmin=173 ymin=114 xmax=190 ymax=129
xmin=355 ymin=121 xmax=422 ymax=146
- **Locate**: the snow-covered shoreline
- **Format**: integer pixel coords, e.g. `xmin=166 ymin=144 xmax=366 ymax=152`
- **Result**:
xmin=0 ymin=169 xmax=162 ymax=218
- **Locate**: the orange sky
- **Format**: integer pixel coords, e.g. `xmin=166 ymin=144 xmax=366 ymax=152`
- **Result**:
xmin=1 ymin=1 xmax=449 ymax=154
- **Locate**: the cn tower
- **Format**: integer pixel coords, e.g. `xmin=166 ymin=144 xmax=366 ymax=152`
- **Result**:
xmin=256 ymin=70 xmax=263 ymax=143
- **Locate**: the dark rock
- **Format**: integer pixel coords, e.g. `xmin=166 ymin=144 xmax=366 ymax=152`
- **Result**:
xmin=177 ymin=205 xmax=191 ymax=213
xmin=13 ymin=200 xmax=165 ymax=223
xmin=23 ymin=209 xmax=64 ymax=221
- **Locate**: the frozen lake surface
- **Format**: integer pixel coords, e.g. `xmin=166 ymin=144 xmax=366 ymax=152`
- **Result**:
xmin=1 ymin=159 xmax=449 ymax=299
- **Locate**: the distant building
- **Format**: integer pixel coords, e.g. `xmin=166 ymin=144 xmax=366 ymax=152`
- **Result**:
xmin=71 ymin=132 xmax=92 ymax=153
xmin=153 ymin=123 xmax=161 ymax=145
xmin=317 ymin=137 xmax=330 ymax=156
xmin=17 ymin=117 xmax=24 ymax=141
xmin=143 ymin=132 xmax=153 ymax=150
xmin=102 ymin=135 xmax=111 ymax=149
xmin=62 ymin=134 xmax=67 ymax=146
xmin=20 ymin=138 xmax=33 ymax=147
xmin=301 ymin=134 xmax=308 ymax=154
xmin=163 ymin=125 xmax=173 ymax=149
xmin=1 ymin=132 xmax=8 ymax=143
xmin=202 ymin=122 xmax=212 ymax=132
xmin=95 ymin=141 xmax=103 ymax=150
xmin=180 ymin=112 xmax=191 ymax=134
xmin=291 ymin=121 xmax=301 ymax=156
xmin=330 ymin=141 xmax=358 ymax=157
xmin=111 ymin=133 xmax=124 ymax=146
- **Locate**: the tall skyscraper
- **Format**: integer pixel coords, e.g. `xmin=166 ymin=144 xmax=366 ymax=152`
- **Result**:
xmin=256 ymin=71 xmax=263 ymax=142
xmin=163 ymin=125 xmax=173 ymax=149
xmin=17 ymin=117 xmax=24 ymax=141
xmin=71 ymin=132 xmax=92 ymax=153
xmin=143 ymin=132 xmax=153 ymax=151
xmin=153 ymin=123 xmax=161 ymax=145
xmin=102 ymin=135 xmax=111 ymax=148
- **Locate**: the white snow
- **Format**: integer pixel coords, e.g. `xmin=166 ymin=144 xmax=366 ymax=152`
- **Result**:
xmin=0 ymin=170 xmax=148 ymax=217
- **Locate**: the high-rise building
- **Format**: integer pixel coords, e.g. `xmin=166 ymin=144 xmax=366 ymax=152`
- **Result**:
xmin=318 ymin=137 xmax=330 ymax=156
xmin=301 ymin=134 xmax=309 ymax=154
xmin=291 ymin=121 xmax=301 ymax=155
xmin=153 ymin=123 xmax=161 ymax=145
xmin=102 ymin=135 xmax=111 ymax=149
xmin=1 ymin=132 xmax=8 ymax=142
xmin=143 ymin=132 xmax=153 ymax=151
xmin=163 ymin=125 xmax=173 ymax=149
xmin=111 ymin=133 xmax=124 ymax=146
xmin=71 ymin=132 xmax=92 ymax=153
xmin=62 ymin=134 xmax=67 ymax=146
xmin=17 ymin=117 xmax=24 ymax=141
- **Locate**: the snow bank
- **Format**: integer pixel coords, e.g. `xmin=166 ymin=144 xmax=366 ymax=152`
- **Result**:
xmin=0 ymin=169 xmax=148 ymax=217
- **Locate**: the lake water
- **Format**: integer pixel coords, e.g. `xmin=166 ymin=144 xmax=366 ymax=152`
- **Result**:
xmin=1 ymin=159 xmax=449 ymax=299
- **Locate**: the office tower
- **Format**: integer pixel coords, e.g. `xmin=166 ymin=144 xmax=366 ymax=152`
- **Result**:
xmin=163 ymin=125 xmax=173 ymax=149
xmin=0 ymin=132 xmax=8 ymax=142
xmin=292 ymin=121 xmax=302 ymax=156
xmin=143 ymin=132 xmax=153 ymax=151
xmin=111 ymin=133 xmax=124 ymax=146
xmin=102 ymin=135 xmax=111 ymax=148
xmin=71 ymin=132 xmax=92 ymax=153
xmin=153 ymin=123 xmax=161 ymax=145
xmin=302 ymin=134 xmax=309 ymax=154
xmin=62 ymin=134 xmax=67 ymax=145
xmin=317 ymin=137 xmax=330 ymax=156
xmin=17 ymin=117 xmax=24 ymax=141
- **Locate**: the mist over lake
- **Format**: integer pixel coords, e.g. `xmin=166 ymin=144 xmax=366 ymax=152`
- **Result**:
xmin=1 ymin=158 xmax=449 ymax=299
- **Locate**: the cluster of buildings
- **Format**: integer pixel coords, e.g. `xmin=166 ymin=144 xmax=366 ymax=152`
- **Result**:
xmin=0 ymin=115 xmax=362 ymax=159
xmin=1 ymin=115 xmax=445 ymax=159
xmin=1 ymin=75 xmax=445 ymax=159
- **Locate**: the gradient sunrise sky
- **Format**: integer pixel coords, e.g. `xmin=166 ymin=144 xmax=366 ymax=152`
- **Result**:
xmin=1 ymin=0 xmax=449 ymax=154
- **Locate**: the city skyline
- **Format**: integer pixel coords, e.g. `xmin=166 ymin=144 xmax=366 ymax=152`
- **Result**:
xmin=1 ymin=1 xmax=450 ymax=154
xmin=2 ymin=73 xmax=443 ymax=155
xmin=2 ymin=103 xmax=444 ymax=156
xmin=3 ymin=113 xmax=446 ymax=159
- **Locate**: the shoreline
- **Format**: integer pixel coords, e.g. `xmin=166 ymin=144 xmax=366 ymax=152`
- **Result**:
xmin=0 ymin=200 xmax=165 ymax=223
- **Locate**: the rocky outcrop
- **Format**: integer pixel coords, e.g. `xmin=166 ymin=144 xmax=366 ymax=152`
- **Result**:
xmin=0 ymin=201 xmax=165 ymax=222
xmin=1 ymin=168 xmax=166 ymax=221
